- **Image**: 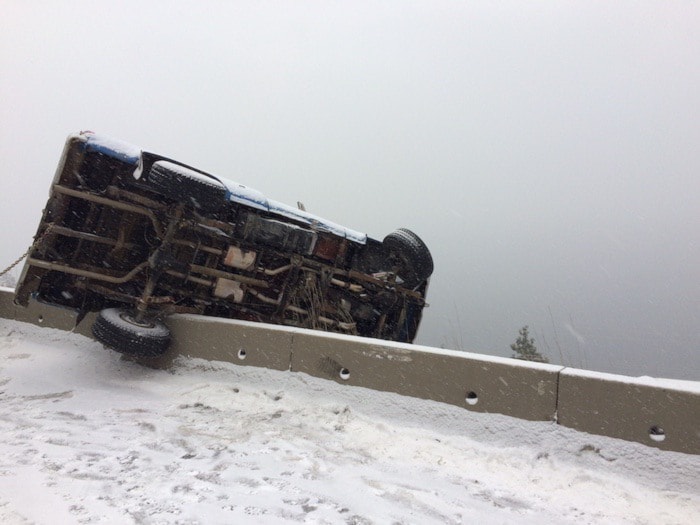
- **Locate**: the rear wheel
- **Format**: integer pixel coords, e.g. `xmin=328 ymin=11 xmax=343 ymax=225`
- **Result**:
xmin=92 ymin=308 xmax=171 ymax=358
xmin=383 ymin=228 xmax=434 ymax=288
xmin=148 ymin=160 xmax=226 ymax=213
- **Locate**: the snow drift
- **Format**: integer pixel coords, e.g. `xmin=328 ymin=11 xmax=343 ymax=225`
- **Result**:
xmin=0 ymin=319 xmax=698 ymax=524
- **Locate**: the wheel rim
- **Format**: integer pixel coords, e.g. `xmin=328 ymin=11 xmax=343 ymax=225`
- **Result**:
xmin=119 ymin=311 xmax=156 ymax=329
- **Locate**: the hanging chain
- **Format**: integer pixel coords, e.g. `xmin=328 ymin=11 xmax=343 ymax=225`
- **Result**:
xmin=0 ymin=223 xmax=55 ymax=278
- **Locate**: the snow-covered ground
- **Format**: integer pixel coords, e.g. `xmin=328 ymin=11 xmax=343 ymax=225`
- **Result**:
xmin=0 ymin=318 xmax=698 ymax=524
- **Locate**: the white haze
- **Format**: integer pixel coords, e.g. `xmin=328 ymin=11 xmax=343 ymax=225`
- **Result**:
xmin=1 ymin=1 xmax=698 ymax=379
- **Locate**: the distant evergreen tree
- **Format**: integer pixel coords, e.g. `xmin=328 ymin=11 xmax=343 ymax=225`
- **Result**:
xmin=510 ymin=326 xmax=549 ymax=363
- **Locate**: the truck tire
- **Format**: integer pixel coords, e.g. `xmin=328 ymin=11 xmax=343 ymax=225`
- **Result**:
xmin=383 ymin=228 xmax=434 ymax=288
xmin=148 ymin=160 xmax=226 ymax=213
xmin=92 ymin=308 xmax=171 ymax=358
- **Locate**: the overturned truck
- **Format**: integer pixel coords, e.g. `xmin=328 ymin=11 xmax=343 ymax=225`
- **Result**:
xmin=15 ymin=132 xmax=433 ymax=357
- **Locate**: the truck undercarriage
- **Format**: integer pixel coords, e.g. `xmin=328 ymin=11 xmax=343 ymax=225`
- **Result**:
xmin=15 ymin=133 xmax=433 ymax=357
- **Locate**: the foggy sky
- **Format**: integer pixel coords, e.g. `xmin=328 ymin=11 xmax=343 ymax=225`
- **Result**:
xmin=1 ymin=1 xmax=698 ymax=379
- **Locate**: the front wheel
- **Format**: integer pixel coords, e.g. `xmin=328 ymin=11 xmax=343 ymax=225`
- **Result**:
xmin=92 ymin=308 xmax=171 ymax=358
xmin=383 ymin=228 xmax=434 ymax=288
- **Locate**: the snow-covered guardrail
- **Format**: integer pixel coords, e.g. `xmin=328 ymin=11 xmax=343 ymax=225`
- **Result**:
xmin=1 ymin=287 xmax=698 ymax=455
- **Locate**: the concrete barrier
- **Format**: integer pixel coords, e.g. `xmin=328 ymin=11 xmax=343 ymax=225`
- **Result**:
xmin=168 ymin=315 xmax=293 ymax=371
xmin=1 ymin=286 xmax=698 ymax=454
xmin=0 ymin=289 xmax=293 ymax=371
xmin=557 ymin=369 xmax=700 ymax=455
xmin=1 ymin=286 xmax=88 ymax=332
xmin=0 ymin=287 xmax=15 ymax=320
xmin=13 ymin=295 xmax=83 ymax=332
xmin=290 ymin=329 xmax=561 ymax=421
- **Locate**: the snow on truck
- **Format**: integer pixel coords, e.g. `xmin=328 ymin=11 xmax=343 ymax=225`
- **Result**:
xmin=14 ymin=132 xmax=433 ymax=358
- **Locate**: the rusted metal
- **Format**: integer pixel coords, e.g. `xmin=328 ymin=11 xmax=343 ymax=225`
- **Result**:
xmin=26 ymin=258 xmax=149 ymax=284
xmin=52 ymin=184 xmax=164 ymax=237
xmin=189 ymin=264 xmax=270 ymax=288
xmin=15 ymin=132 xmax=433 ymax=356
